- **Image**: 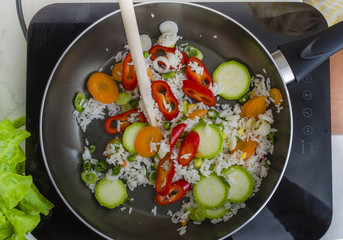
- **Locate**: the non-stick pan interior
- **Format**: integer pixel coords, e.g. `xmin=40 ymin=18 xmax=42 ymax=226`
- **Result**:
xmin=40 ymin=2 xmax=292 ymax=239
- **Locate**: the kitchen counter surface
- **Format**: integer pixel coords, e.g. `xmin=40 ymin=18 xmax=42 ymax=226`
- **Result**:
xmin=0 ymin=0 xmax=342 ymax=239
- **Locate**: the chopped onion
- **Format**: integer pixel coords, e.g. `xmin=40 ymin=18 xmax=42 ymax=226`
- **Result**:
xmin=140 ymin=34 xmax=152 ymax=51
xmin=153 ymin=56 xmax=170 ymax=73
xmin=159 ymin=20 xmax=178 ymax=34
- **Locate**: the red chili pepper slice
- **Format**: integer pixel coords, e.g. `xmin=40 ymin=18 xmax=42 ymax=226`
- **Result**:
xmin=155 ymin=179 xmax=192 ymax=205
xmin=182 ymin=80 xmax=216 ymax=106
xmin=149 ymin=45 xmax=188 ymax=69
xmin=122 ymin=53 xmax=137 ymax=91
xmin=104 ymin=109 xmax=146 ymax=134
xmin=151 ymin=81 xmax=179 ymax=120
xmin=178 ymin=131 xmax=200 ymax=166
xmin=155 ymin=154 xmax=175 ymax=196
xmin=170 ymin=123 xmax=187 ymax=151
xmin=186 ymin=57 xmax=213 ymax=88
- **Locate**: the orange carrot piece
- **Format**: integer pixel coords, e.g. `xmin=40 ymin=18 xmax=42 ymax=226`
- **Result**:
xmin=241 ymin=96 xmax=267 ymax=118
xmin=122 ymin=160 xmax=127 ymax=168
xmin=195 ymin=152 xmax=202 ymax=158
xmin=134 ymin=126 xmax=162 ymax=158
xmin=269 ymin=88 xmax=283 ymax=105
xmin=112 ymin=61 xmax=124 ymax=82
xmin=87 ymin=72 xmax=119 ymax=104
xmin=231 ymin=139 xmax=257 ymax=161
xmin=147 ymin=68 xmax=153 ymax=81
xmin=188 ymin=109 xmax=207 ymax=119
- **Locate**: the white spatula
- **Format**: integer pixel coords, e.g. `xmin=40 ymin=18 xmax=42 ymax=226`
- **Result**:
xmin=118 ymin=0 xmax=157 ymax=127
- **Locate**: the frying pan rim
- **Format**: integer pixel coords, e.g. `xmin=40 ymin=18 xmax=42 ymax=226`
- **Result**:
xmin=39 ymin=1 xmax=294 ymax=239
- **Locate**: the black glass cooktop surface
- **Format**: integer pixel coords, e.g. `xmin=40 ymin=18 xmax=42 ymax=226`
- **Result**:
xmin=26 ymin=2 xmax=332 ymax=239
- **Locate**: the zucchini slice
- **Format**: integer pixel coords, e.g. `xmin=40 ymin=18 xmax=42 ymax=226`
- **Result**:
xmin=213 ymin=61 xmax=251 ymax=100
xmin=193 ymin=173 xmax=228 ymax=209
xmin=206 ymin=206 xmax=229 ymax=219
xmin=95 ymin=179 xmax=127 ymax=209
xmin=123 ymin=122 xmax=148 ymax=154
xmin=222 ymin=165 xmax=254 ymax=203
xmin=192 ymin=123 xmax=223 ymax=159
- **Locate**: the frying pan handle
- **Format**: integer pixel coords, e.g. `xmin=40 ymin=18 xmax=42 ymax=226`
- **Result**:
xmin=278 ymin=21 xmax=343 ymax=82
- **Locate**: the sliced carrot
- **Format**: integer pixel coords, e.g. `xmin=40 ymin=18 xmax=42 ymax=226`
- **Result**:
xmin=231 ymin=139 xmax=257 ymax=161
xmin=188 ymin=109 xmax=207 ymax=119
xmin=195 ymin=152 xmax=202 ymax=158
xmin=87 ymin=72 xmax=119 ymax=104
xmin=269 ymin=88 xmax=283 ymax=105
xmin=112 ymin=61 xmax=124 ymax=82
xmin=241 ymin=96 xmax=267 ymax=118
xmin=181 ymin=219 xmax=187 ymax=227
xmin=134 ymin=126 xmax=162 ymax=158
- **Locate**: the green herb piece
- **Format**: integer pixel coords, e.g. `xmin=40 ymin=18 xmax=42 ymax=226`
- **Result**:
xmin=161 ymin=71 xmax=176 ymax=79
xmin=112 ymin=165 xmax=121 ymax=176
xmin=208 ymin=109 xmax=219 ymax=119
xmin=74 ymin=92 xmax=86 ymax=112
xmin=94 ymin=160 xmax=109 ymax=172
xmin=163 ymin=123 xmax=171 ymax=130
xmin=82 ymin=160 xmax=92 ymax=172
xmin=127 ymin=154 xmax=136 ymax=162
xmin=193 ymin=158 xmax=203 ymax=168
xmin=148 ymin=170 xmax=157 ymax=184
xmin=81 ymin=171 xmax=98 ymax=184
xmin=268 ymin=132 xmax=276 ymax=145
xmin=238 ymin=94 xmax=250 ymax=104
xmin=130 ymin=99 xmax=139 ymax=109
xmin=143 ymin=51 xmax=149 ymax=58
xmin=89 ymin=145 xmax=96 ymax=154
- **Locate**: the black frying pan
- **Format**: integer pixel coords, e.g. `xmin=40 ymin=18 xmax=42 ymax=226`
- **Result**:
xmin=40 ymin=2 xmax=343 ymax=239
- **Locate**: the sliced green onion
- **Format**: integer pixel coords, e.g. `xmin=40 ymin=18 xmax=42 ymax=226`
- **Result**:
xmin=193 ymin=158 xmax=203 ymax=168
xmin=112 ymin=165 xmax=121 ymax=176
xmin=130 ymin=99 xmax=139 ymax=109
xmin=182 ymin=100 xmax=188 ymax=114
xmin=184 ymin=45 xmax=203 ymax=60
xmin=81 ymin=171 xmax=97 ymax=184
xmin=198 ymin=118 xmax=205 ymax=124
xmin=127 ymin=154 xmax=136 ymax=162
xmin=208 ymin=109 xmax=219 ymax=119
xmin=238 ymin=94 xmax=250 ymax=104
xmin=268 ymin=132 xmax=276 ymax=145
xmin=111 ymin=138 xmax=123 ymax=153
xmin=154 ymin=156 xmax=160 ymax=170
xmin=94 ymin=160 xmax=109 ymax=172
xmin=143 ymin=51 xmax=150 ymax=58
xmin=180 ymin=131 xmax=187 ymax=139
xmin=264 ymin=160 xmax=270 ymax=169
xmin=217 ymin=123 xmax=224 ymax=130
xmin=161 ymin=71 xmax=175 ymax=79
xmin=116 ymin=92 xmax=131 ymax=105
xmin=163 ymin=123 xmax=171 ymax=130
xmin=148 ymin=170 xmax=157 ymax=184
xmin=74 ymin=92 xmax=86 ymax=112
xmin=89 ymin=145 xmax=96 ymax=154
xmin=121 ymin=103 xmax=131 ymax=112
xmin=83 ymin=160 xmax=92 ymax=172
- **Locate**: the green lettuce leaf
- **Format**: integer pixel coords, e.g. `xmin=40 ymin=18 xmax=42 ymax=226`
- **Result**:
xmin=0 ymin=117 xmax=54 ymax=239
xmin=18 ymin=183 xmax=54 ymax=216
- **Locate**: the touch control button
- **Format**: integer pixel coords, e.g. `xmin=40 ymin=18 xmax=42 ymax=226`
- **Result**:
xmin=303 ymin=75 xmax=312 ymax=83
xmin=303 ymin=90 xmax=312 ymax=100
xmin=303 ymin=108 xmax=313 ymax=117
xmin=303 ymin=125 xmax=313 ymax=136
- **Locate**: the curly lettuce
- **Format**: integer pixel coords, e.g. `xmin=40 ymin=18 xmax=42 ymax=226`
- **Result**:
xmin=0 ymin=117 xmax=54 ymax=240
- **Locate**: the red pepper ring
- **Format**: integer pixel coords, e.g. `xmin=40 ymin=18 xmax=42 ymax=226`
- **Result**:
xmin=149 ymin=45 xmax=188 ymax=69
xmin=178 ymin=131 xmax=200 ymax=167
xmin=104 ymin=109 xmax=146 ymax=134
xmin=155 ymin=179 xmax=192 ymax=205
xmin=186 ymin=57 xmax=213 ymax=88
xmin=182 ymin=80 xmax=216 ymax=106
xmin=170 ymin=123 xmax=187 ymax=151
xmin=151 ymin=81 xmax=179 ymax=120
xmin=155 ymin=154 xmax=176 ymax=196
xmin=122 ymin=53 xmax=138 ymax=91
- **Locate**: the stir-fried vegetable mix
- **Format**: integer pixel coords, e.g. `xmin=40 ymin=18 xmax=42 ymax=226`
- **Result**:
xmin=73 ymin=20 xmax=283 ymax=234
xmin=0 ymin=117 xmax=54 ymax=239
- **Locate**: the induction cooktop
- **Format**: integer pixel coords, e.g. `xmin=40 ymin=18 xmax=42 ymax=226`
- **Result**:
xmin=26 ymin=2 xmax=332 ymax=239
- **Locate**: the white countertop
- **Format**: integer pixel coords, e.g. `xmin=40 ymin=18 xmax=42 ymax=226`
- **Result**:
xmin=0 ymin=0 xmax=342 ymax=239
